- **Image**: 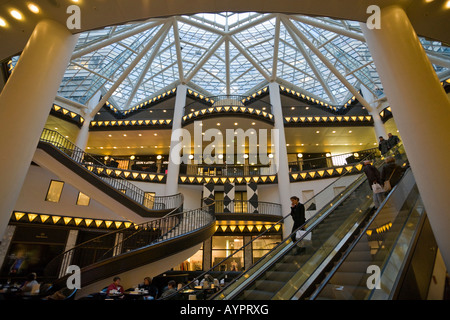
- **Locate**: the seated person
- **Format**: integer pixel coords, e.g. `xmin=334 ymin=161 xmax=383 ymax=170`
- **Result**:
xmin=160 ymin=280 xmax=177 ymax=299
xmin=106 ymin=276 xmax=124 ymax=296
xmin=20 ymin=272 xmax=39 ymax=293
xmin=138 ymin=277 xmax=158 ymax=300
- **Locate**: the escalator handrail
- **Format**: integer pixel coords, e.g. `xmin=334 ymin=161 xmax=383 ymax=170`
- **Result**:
xmin=308 ymin=167 xmax=412 ymax=300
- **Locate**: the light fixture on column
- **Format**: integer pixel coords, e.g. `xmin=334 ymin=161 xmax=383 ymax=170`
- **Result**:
xmin=10 ymin=9 xmax=23 ymax=20
xmin=157 ymin=155 xmax=162 ymax=160
xmin=297 ymin=153 xmax=303 ymax=158
xmin=27 ymin=3 xmax=40 ymax=13
xmin=130 ymin=155 xmax=135 ymax=160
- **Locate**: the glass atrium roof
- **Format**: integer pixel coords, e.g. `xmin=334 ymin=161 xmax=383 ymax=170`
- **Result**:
xmin=16 ymin=12 xmax=450 ymax=111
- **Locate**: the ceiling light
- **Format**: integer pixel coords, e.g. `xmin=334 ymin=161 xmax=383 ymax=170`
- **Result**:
xmin=251 ymin=122 xmax=255 ymax=125
xmin=234 ymin=122 xmax=238 ymax=125
xmin=0 ymin=18 xmax=6 ymax=27
xmin=10 ymin=9 xmax=23 ymax=20
xmin=349 ymin=130 xmax=352 ymax=133
xmin=332 ymin=131 xmax=336 ymax=133
xmin=316 ymin=131 xmax=320 ymax=133
xmin=138 ymin=134 xmax=142 ymax=137
xmin=27 ymin=3 xmax=40 ymax=14
xmin=123 ymin=134 xmax=127 ymax=137
xmin=217 ymin=123 xmax=221 ymax=126
xmin=108 ymin=134 xmax=112 ymax=137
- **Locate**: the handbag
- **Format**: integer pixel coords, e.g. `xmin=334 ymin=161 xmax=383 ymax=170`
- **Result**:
xmin=296 ymin=229 xmax=311 ymax=241
xmin=383 ymin=168 xmax=397 ymax=192
xmin=371 ymin=183 xmax=384 ymax=194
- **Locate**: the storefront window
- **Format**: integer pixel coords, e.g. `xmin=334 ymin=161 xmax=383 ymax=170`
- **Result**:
xmin=212 ymin=236 xmax=243 ymax=271
xmin=252 ymin=235 xmax=282 ymax=264
xmin=173 ymin=245 xmax=203 ymax=271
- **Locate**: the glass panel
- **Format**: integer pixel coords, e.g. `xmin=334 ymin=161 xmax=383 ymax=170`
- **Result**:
xmin=212 ymin=236 xmax=244 ymax=271
xmin=45 ymin=180 xmax=64 ymax=203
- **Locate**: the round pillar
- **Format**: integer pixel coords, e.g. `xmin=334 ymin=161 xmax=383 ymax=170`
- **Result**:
xmin=361 ymin=6 xmax=450 ymax=269
xmin=0 ymin=20 xmax=78 ymax=239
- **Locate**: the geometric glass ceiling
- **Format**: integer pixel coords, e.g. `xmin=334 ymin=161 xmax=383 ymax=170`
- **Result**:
xmin=48 ymin=12 xmax=450 ymax=111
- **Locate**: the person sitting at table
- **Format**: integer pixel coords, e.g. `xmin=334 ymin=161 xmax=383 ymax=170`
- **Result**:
xmin=20 ymin=272 xmax=39 ymax=293
xmin=160 ymin=280 xmax=177 ymax=299
xmin=138 ymin=277 xmax=158 ymax=300
xmin=106 ymin=276 xmax=124 ymax=297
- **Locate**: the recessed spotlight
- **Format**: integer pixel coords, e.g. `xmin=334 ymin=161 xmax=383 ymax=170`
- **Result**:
xmin=251 ymin=122 xmax=255 ymax=125
xmin=332 ymin=131 xmax=336 ymax=133
xmin=316 ymin=131 xmax=320 ymax=133
xmin=123 ymin=134 xmax=127 ymax=137
xmin=0 ymin=18 xmax=6 ymax=27
xmin=27 ymin=3 xmax=40 ymax=14
xmin=138 ymin=133 xmax=142 ymax=137
xmin=349 ymin=130 xmax=352 ymax=133
xmin=10 ymin=9 xmax=23 ymax=20
xmin=234 ymin=122 xmax=238 ymax=125
xmin=154 ymin=133 xmax=157 ymax=136
xmin=217 ymin=123 xmax=221 ymax=126
xmin=108 ymin=134 xmax=112 ymax=137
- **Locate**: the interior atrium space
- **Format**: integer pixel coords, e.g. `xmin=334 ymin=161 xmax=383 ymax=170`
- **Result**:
xmin=0 ymin=0 xmax=449 ymax=306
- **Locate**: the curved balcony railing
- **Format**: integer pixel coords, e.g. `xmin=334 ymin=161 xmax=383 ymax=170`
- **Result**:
xmin=180 ymin=163 xmax=276 ymax=177
xmin=183 ymin=95 xmax=273 ymax=124
xmin=212 ymin=200 xmax=282 ymax=216
xmin=288 ymin=147 xmax=380 ymax=173
xmin=43 ymin=205 xmax=215 ymax=283
xmin=39 ymin=129 xmax=183 ymax=212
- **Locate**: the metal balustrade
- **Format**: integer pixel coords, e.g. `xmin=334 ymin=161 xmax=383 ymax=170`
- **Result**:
xmin=39 ymin=128 xmax=183 ymax=211
xmin=212 ymin=200 xmax=282 ymax=216
xmin=43 ymin=206 xmax=215 ymax=282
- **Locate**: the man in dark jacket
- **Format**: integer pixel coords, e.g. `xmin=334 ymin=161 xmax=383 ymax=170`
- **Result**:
xmin=381 ymin=156 xmax=404 ymax=196
xmin=387 ymin=133 xmax=400 ymax=149
xmin=378 ymin=136 xmax=390 ymax=155
xmin=290 ymin=196 xmax=305 ymax=242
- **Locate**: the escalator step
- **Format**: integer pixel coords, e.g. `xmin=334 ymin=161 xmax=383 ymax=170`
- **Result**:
xmin=241 ymin=289 xmax=274 ymax=300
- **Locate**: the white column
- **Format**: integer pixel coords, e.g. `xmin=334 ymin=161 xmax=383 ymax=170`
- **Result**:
xmin=165 ymin=84 xmax=187 ymax=195
xmin=75 ymin=91 xmax=101 ymax=150
xmin=0 ymin=20 xmax=78 ymax=240
xmin=361 ymin=6 xmax=450 ymax=269
xmin=361 ymin=85 xmax=387 ymax=140
xmin=269 ymin=82 xmax=292 ymax=239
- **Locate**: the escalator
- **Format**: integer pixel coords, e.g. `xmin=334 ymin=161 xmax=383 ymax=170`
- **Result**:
xmin=307 ymin=168 xmax=428 ymax=300
xmin=34 ymin=128 xmax=184 ymax=224
xmin=211 ymin=155 xmax=423 ymax=300
xmin=158 ymin=145 xmax=407 ymax=301
xmin=201 ymin=145 xmax=409 ymax=300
